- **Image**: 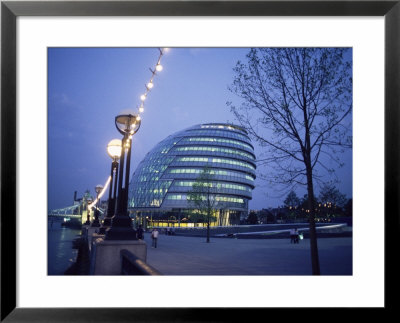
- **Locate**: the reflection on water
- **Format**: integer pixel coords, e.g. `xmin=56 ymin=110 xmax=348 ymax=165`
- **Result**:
xmin=48 ymin=222 xmax=81 ymax=275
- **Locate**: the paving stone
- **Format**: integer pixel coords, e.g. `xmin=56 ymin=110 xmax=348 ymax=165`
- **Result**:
xmin=143 ymin=233 xmax=352 ymax=275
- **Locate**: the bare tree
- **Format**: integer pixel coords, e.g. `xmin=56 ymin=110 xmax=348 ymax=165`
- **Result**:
xmin=187 ymin=166 xmax=218 ymax=243
xmin=319 ymin=182 xmax=348 ymax=218
xmin=284 ymin=190 xmax=301 ymax=208
xmin=284 ymin=190 xmax=301 ymax=220
xmin=228 ymin=48 xmax=352 ymax=275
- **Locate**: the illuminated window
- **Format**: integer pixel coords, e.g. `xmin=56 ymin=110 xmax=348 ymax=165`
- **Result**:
xmin=186 ymin=137 xmax=253 ymax=150
xmin=200 ymin=124 xmax=247 ymax=135
xmin=168 ymin=168 xmax=254 ymax=181
xmin=175 ymin=146 xmax=255 ymax=160
xmin=173 ymin=180 xmax=252 ymax=192
xmin=166 ymin=194 xmax=245 ymax=205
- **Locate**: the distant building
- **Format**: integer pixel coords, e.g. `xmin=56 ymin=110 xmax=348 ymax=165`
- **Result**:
xmin=128 ymin=123 xmax=256 ymax=227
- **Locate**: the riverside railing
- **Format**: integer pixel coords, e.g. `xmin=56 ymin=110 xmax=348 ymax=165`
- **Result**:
xmin=120 ymin=249 xmax=162 ymax=275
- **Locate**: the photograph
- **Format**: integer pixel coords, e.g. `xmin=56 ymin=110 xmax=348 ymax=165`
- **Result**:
xmin=3 ymin=0 xmax=397 ymax=319
xmin=48 ymin=47 xmax=353 ymax=276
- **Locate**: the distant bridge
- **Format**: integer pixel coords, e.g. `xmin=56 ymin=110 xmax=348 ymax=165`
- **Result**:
xmin=48 ymin=205 xmax=81 ymax=219
xmin=48 ymin=204 xmax=105 ymax=220
xmin=50 ymin=178 xmax=110 ymax=222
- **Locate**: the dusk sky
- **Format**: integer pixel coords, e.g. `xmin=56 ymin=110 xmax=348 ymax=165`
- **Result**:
xmin=48 ymin=47 xmax=352 ymax=211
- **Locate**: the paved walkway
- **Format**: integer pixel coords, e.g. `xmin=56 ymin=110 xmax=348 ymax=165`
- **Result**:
xmin=143 ymin=233 xmax=352 ymax=275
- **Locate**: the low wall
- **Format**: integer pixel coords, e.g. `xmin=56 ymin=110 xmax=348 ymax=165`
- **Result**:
xmin=161 ymin=223 xmax=348 ymax=237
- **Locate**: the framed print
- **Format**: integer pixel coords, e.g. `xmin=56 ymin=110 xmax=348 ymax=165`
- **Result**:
xmin=1 ymin=0 xmax=399 ymax=321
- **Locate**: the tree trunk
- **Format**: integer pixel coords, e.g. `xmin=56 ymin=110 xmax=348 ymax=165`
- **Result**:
xmin=303 ymin=94 xmax=321 ymax=275
xmin=206 ymin=215 xmax=210 ymax=243
xmin=305 ymin=161 xmax=321 ymax=275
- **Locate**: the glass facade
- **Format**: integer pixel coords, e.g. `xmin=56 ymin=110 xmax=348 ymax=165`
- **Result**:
xmin=128 ymin=123 xmax=256 ymax=226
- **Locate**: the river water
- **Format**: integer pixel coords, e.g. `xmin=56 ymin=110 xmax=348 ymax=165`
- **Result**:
xmin=48 ymin=222 xmax=81 ymax=275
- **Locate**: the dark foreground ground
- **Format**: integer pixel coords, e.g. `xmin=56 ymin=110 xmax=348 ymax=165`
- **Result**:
xmin=144 ymin=233 xmax=352 ymax=275
xmin=65 ymin=223 xmax=352 ymax=275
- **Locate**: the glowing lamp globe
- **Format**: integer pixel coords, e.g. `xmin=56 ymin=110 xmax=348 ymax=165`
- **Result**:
xmin=107 ymin=139 xmax=122 ymax=160
xmin=95 ymin=184 xmax=104 ymax=195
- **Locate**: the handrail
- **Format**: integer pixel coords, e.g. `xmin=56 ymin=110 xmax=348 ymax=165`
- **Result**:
xmin=120 ymin=249 xmax=162 ymax=275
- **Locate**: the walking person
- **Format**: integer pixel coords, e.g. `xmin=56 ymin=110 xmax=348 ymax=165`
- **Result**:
xmin=151 ymin=228 xmax=155 ymax=247
xmin=294 ymin=228 xmax=299 ymax=244
xmin=290 ymin=228 xmax=296 ymax=243
xmin=151 ymin=228 xmax=159 ymax=248
xmin=137 ymin=225 xmax=144 ymax=240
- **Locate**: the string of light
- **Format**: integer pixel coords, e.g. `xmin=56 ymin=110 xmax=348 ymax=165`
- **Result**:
xmin=94 ymin=48 xmax=168 ymax=205
xmin=88 ymin=49 xmax=168 ymax=213
xmin=88 ymin=175 xmax=112 ymax=211
xmin=136 ymin=47 xmax=169 ymax=121
xmin=54 ymin=49 xmax=169 ymax=215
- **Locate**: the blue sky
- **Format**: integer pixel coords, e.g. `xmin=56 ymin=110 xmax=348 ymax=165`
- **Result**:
xmin=48 ymin=47 xmax=352 ymax=211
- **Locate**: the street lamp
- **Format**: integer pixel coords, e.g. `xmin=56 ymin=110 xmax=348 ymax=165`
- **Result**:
xmin=105 ymin=113 xmax=141 ymax=240
xmin=85 ymin=196 xmax=93 ymax=225
xmin=98 ymin=139 xmax=122 ymax=234
xmin=91 ymin=184 xmax=103 ymax=227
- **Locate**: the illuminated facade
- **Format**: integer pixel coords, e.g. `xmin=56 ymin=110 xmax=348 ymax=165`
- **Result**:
xmin=128 ymin=123 xmax=256 ymax=227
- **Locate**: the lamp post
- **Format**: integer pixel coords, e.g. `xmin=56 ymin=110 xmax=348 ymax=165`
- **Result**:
xmin=105 ymin=113 xmax=141 ymax=240
xmin=83 ymin=190 xmax=91 ymax=225
xmin=84 ymin=201 xmax=90 ymax=226
xmin=91 ymin=184 xmax=103 ymax=227
xmin=98 ymin=139 xmax=122 ymax=234
xmin=85 ymin=197 xmax=93 ymax=225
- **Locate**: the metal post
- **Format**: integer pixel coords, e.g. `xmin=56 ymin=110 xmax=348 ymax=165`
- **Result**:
xmin=105 ymin=136 xmax=135 ymax=238
xmin=99 ymin=160 xmax=119 ymax=234
xmin=105 ymin=114 xmax=140 ymax=240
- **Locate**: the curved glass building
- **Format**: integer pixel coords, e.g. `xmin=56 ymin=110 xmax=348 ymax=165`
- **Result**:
xmin=128 ymin=123 xmax=256 ymax=227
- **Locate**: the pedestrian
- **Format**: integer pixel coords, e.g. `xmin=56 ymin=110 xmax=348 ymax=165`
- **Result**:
xmin=290 ymin=228 xmax=296 ymax=243
xmin=151 ymin=228 xmax=155 ymax=246
xmin=137 ymin=225 xmax=144 ymax=240
xmin=151 ymin=228 xmax=159 ymax=248
xmin=294 ymin=228 xmax=299 ymax=243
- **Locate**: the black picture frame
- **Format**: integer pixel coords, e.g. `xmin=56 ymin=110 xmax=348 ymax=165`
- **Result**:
xmin=1 ymin=0 xmax=398 ymax=321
